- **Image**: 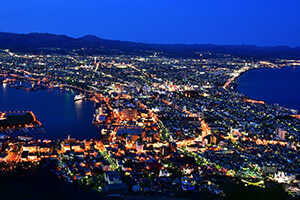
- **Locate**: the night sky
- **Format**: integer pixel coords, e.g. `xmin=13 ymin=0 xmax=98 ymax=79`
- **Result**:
xmin=1 ymin=0 xmax=300 ymax=46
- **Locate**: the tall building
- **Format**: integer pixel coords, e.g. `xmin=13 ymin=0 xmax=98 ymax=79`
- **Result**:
xmin=277 ymin=128 xmax=286 ymax=140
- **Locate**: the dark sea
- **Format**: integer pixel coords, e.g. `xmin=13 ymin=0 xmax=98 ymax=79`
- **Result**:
xmin=0 ymin=85 xmax=100 ymax=140
xmin=237 ymin=66 xmax=300 ymax=111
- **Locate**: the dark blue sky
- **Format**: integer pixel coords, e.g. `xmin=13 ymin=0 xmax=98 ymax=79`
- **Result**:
xmin=1 ymin=0 xmax=300 ymax=46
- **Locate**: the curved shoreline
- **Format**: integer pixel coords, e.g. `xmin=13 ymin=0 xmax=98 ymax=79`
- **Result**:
xmin=233 ymin=66 xmax=300 ymax=111
xmin=0 ymin=84 xmax=99 ymax=140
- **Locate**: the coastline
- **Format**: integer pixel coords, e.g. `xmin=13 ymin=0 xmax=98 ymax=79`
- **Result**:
xmin=232 ymin=66 xmax=300 ymax=112
xmin=0 ymin=84 xmax=99 ymax=140
xmin=232 ymin=67 xmax=257 ymax=96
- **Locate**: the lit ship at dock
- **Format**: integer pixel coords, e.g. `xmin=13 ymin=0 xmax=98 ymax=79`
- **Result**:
xmin=74 ymin=94 xmax=85 ymax=101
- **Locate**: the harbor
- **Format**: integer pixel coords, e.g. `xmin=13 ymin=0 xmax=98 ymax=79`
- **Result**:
xmin=0 ymin=82 xmax=100 ymax=140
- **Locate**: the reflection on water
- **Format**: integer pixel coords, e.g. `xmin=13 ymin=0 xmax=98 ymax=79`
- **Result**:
xmin=75 ymin=100 xmax=84 ymax=120
xmin=2 ymin=83 xmax=6 ymax=95
xmin=0 ymin=85 xmax=100 ymax=140
xmin=75 ymin=100 xmax=83 ymax=109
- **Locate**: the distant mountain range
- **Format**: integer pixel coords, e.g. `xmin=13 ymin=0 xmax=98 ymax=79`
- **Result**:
xmin=0 ymin=32 xmax=300 ymax=59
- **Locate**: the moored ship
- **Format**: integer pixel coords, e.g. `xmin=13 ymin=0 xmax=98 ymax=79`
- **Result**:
xmin=74 ymin=94 xmax=85 ymax=101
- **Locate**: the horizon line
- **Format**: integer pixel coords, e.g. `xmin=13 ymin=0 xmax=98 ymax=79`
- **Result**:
xmin=1 ymin=31 xmax=299 ymax=49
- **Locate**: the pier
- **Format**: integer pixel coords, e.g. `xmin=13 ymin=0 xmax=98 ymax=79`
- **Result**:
xmin=0 ymin=111 xmax=42 ymax=131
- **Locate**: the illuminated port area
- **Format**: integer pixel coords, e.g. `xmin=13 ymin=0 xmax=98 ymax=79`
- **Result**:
xmin=0 ymin=49 xmax=299 ymax=199
xmin=0 ymin=111 xmax=41 ymax=130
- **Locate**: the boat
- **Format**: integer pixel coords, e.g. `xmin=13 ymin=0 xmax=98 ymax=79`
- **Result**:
xmin=17 ymin=136 xmax=33 ymax=141
xmin=52 ymin=84 xmax=60 ymax=88
xmin=74 ymin=94 xmax=85 ymax=101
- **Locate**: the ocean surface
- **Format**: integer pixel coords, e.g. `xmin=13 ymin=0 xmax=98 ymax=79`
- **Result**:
xmin=237 ymin=66 xmax=300 ymax=111
xmin=0 ymin=85 xmax=100 ymax=140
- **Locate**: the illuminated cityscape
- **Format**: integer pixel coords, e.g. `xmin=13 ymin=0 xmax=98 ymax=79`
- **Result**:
xmin=1 ymin=0 xmax=300 ymax=199
xmin=0 ymin=47 xmax=299 ymax=199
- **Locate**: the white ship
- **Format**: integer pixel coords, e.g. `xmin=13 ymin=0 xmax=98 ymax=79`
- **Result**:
xmin=74 ymin=94 xmax=85 ymax=101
